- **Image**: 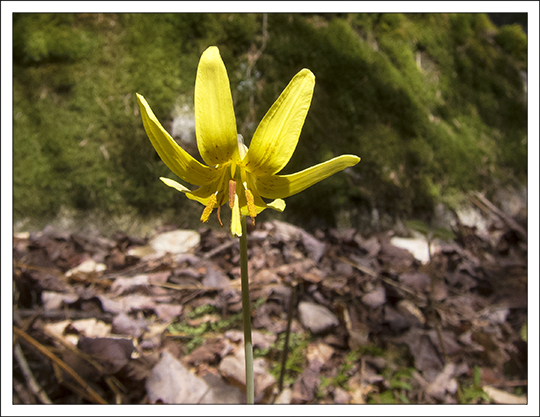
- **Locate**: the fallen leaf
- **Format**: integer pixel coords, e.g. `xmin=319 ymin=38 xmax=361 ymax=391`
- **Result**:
xmin=146 ymin=350 xmax=209 ymax=404
xmin=398 ymin=328 xmax=444 ymax=380
xmin=65 ymin=259 xmax=106 ymax=279
xmin=389 ymin=236 xmax=431 ymax=264
xmin=291 ymin=366 xmax=319 ymax=404
xmin=274 ymin=388 xmax=292 ymax=404
xmin=41 ymin=291 xmax=78 ymax=310
xmin=70 ymin=318 xmax=112 ymax=339
xmin=77 ymin=336 xmax=135 ymax=374
xmin=149 ymin=229 xmax=200 ymax=255
xmin=425 ymin=363 xmax=457 ymax=400
xmin=361 ymin=284 xmax=386 ymax=308
xmin=399 ymin=271 xmax=431 ymax=293
xmin=112 ymin=312 xmax=148 ymax=338
xmin=333 ymin=386 xmax=352 ymax=404
xmin=111 ymin=274 xmax=150 ymax=295
xmin=199 ymin=373 xmax=244 ymax=404
xmin=184 ymin=338 xmax=227 ymax=366
xmin=298 ymin=301 xmax=339 ymax=335
xmin=218 ymin=350 xmax=276 ymax=402
xmin=306 ymin=342 xmax=334 ymax=365
xmin=483 ymin=385 xmax=527 ymax=404
xmin=201 ymin=266 xmax=231 ymax=289
xmin=397 ymin=299 xmax=426 ymax=325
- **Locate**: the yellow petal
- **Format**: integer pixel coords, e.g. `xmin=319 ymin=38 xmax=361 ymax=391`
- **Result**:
xmin=195 ymin=46 xmax=239 ymax=166
xmin=267 ymin=198 xmax=286 ymax=212
xmin=160 ymin=177 xmax=217 ymax=206
xmin=239 ymin=194 xmax=286 ymax=217
xmin=244 ymin=69 xmax=315 ymax=176
xmin=137 ymin=94 xmax=217 ymax=186
xmin=160 ymin=177 xmax=191 ymax=193
xmin=254 ymin=155 xmax=360 ymax=199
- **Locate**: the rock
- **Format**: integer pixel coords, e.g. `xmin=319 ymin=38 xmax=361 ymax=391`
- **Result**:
xmin=298 ymin=301 xmax=339 ymax=334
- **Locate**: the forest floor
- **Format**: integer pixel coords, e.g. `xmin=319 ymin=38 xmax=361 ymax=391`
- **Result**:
xmin=12 ymin=194 xmax=529 ymax=405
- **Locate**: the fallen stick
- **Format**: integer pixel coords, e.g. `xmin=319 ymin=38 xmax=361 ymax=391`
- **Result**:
xmin=13 ymin=326 xmax=107 ymax=404
xmin=470 ymin=191 xmax=527 ymax=242
xmin=14 ymin=343 xmax=52 ymax=404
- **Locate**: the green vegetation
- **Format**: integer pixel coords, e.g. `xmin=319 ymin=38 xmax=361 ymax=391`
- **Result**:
xmin=260 ymin=332 xmax=310 ymax=388
xmin=168 ymin=298 xmax=264 ymax=353
xmin=458 ymin=366 xmax=491 ymax=404
xmin=13 ymin=13 xmax=527 ymax=231
xmin=317 ymin=348 xmax=362 ymax=398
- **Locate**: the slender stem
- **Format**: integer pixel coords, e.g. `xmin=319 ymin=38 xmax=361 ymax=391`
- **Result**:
xmin=240 ymin=216 xmax=254 ymax=404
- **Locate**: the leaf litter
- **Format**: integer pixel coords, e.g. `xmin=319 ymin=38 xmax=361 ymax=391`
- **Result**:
xmin=12 ymin=201 xmax=528 ymax=404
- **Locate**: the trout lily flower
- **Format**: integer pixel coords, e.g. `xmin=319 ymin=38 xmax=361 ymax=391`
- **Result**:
xmin=137 ymin=46 xmax=360 ymax=237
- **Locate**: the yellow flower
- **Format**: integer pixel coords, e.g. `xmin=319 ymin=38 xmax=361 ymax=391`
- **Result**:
xmin=137 ymin=46 xmax=360 ymax=237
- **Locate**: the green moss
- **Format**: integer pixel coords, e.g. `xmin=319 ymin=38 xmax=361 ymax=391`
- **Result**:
xmin=13 ymin=13 xmax=527 ymax=230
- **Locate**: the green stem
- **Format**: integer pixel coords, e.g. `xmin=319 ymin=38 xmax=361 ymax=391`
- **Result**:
xmin=240 ymin=216 xmax=254 ymax=404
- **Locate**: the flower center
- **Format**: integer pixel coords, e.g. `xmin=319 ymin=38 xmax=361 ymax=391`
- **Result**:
xmin=199 ymin=163 xmax=258 ymax=236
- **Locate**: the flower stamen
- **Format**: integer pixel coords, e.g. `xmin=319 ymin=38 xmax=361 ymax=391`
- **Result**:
xmin=200 ymin=193 xmax=217 ymax=223
xmin=244 ymin=186 xmax=257 ymax=224
xmin=228 ymin=179 xmax=237 ymax=209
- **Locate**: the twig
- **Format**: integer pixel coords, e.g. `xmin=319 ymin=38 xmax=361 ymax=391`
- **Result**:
xmin=202 ymin=239 xmax=236 ymax=259
xmin=338 ymin=256 xmax=378 ymax=277
xmin=13 ymin=326 xmax=107 ymax=404
xmin=16 ymin=308 xmax=114 ymax=322
xmin=14 ymin=343 xmax=52 ymax=404
xmin=470 ymin=191 xmax=527 ymax=241
xmin=13 ymin=378 xmax=35 ymax=404
xmin=278 ymin=284 xmax=296 ymax=392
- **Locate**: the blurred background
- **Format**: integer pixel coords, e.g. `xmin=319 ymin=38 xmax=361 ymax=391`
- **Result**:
xmin=12 ymin=13 xmax=528 ymax=235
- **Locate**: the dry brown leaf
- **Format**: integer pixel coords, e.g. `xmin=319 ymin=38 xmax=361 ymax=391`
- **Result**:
xmin=483 ymin=385 xmax=527 ymax=404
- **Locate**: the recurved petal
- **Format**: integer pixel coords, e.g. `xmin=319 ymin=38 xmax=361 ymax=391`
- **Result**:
xmin=160 ymin=177 xmax=191 ymax=193
xmin=255 ymin=155 xmax=360 ymax=199
xmin=160 ymin=177 xmax=217 ymax=206
xmin=137 ymin=94 xmax=218 ymax=186
xmin=195 ymin=46 xmax=239 ymax=166
xmin=244 ymin=69 xmax=315 ymax=176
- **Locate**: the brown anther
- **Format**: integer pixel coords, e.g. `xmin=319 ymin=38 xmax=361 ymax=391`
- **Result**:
xmin=228 ymin=180 xmax=237 ymax=209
